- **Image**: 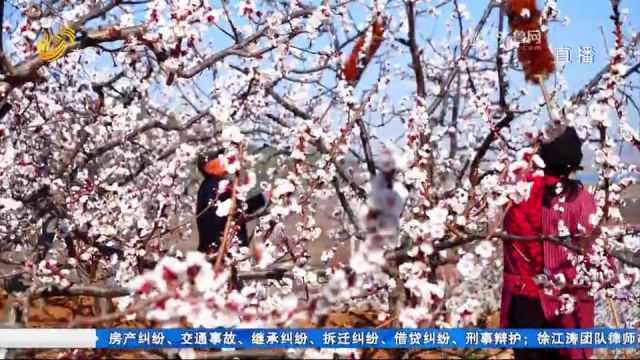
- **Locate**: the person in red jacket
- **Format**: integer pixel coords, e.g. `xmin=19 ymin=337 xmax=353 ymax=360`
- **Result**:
xmin=501 ymin=127 xmax=603 ymax=360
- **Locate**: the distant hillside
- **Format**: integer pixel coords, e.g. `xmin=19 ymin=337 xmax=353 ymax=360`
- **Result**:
xmin=622 ymin=184 xmax=640 ymax=225
xmin=579 ymin=172 xmax=640 ymax=185
xmin=623 ymin=184 xmax=640 ymax=199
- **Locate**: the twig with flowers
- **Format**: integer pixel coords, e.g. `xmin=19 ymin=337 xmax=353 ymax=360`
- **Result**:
xmin=215 ymin=142 xmax=245 ymax=273
xmin=67 ymin=291 xmax=172 ymax=328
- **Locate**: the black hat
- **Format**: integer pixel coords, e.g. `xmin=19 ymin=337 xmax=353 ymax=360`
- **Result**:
xmin=539 ymin=126 xmax=583 ymax=172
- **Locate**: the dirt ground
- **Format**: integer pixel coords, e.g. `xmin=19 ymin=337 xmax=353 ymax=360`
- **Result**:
xmin=621 ymin=187 xmax=640 ymax=225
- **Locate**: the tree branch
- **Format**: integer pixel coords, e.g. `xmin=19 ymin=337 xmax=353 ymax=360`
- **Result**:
xmin=469 ymin=5 xmax=513 ymax=184
xmin=82 ymin=107 xmax=210 ymax=165
xmin=331 ymin=177 xmax=362 ymax=235
xmin=0 ymin=0 xmax=4 ymax=53
xmin=2 ymin=269 xmax=294 ymax=330
xmin=0 ymin=5 xmax=318 ymax=99
xmin=405 ymin=0 xmax=426 ymax=98
xmin=220 ymin=0 xmax=241 ymax=43
xmin=355 ymin=117 xmax=376 ymax=176
xmin=29 ymin=284 xmax=130 ymax=300
xmin=170 ymin=9 xmax=312 ymax=80
xmin=68 ymin=292 xmax=170 ymax=328
xmin=425 ymin=0 xmax=496 ymax=116
xmin=389 ymin=225 xmax=640 ymax=270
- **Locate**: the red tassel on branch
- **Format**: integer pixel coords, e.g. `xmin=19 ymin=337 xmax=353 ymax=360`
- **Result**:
xmin=506 ymin=0 xmax=555 ymax=83
xmin=342 ymin=17 xmax=386 ymax=85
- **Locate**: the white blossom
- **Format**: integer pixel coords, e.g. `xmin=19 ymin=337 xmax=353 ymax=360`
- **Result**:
xmin=474 ymin=241 xmax=495 ymax=259
xmin=215 ymin=199 xmax=233 ymax=217
xmin=457 ymin=253 xmax=481 ymax=280
xmin=221 ymin=126 xmax=245 ymax=143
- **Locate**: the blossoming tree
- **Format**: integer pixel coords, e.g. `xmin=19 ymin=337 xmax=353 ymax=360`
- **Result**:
xmin=0 ymin=0 xmax=639 ymax=358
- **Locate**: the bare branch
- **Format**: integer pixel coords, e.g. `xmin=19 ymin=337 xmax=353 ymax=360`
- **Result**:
xmin=405 ymin=0 xmax=426 ymax=98
xmin=68 ymin=292 xmax=170 ymax=328
xmin=425 ymin=0 xmax=496 ymax=116
xmin=0 ymin=0 xmax=4 ymax=53
xmin=468 ymin=5 xmax=513 ymax=184
xmin=355 ymin=116 xmax=376 ymax=176
xmin=331 ymin=177 xmax=362 ymax=235
xmin=30 ymin=284 xmax=130 ymax=300
xmin=220 ymin=0 xmax=241 ymax=43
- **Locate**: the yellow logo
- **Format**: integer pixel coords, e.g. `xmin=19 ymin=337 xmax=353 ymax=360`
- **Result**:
xmin=36 ymin=26 xmax=75 ymax=62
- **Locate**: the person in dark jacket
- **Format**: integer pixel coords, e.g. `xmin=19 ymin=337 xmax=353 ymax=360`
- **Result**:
xmin=196 ymin=150 xmax=270 ymax=253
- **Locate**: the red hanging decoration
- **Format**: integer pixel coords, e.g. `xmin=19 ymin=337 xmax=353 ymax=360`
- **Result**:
xmin=506 ymin=0 xmax=555 ymax=83
xmin=342 ymin=17 xmax=386 ymax=85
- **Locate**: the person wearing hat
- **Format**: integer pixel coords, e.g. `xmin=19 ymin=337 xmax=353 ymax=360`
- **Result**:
xmin=500 ymin=126 xmax=612 ymax=360
xmin=195 ymin=150 xmax=271 ymax=254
